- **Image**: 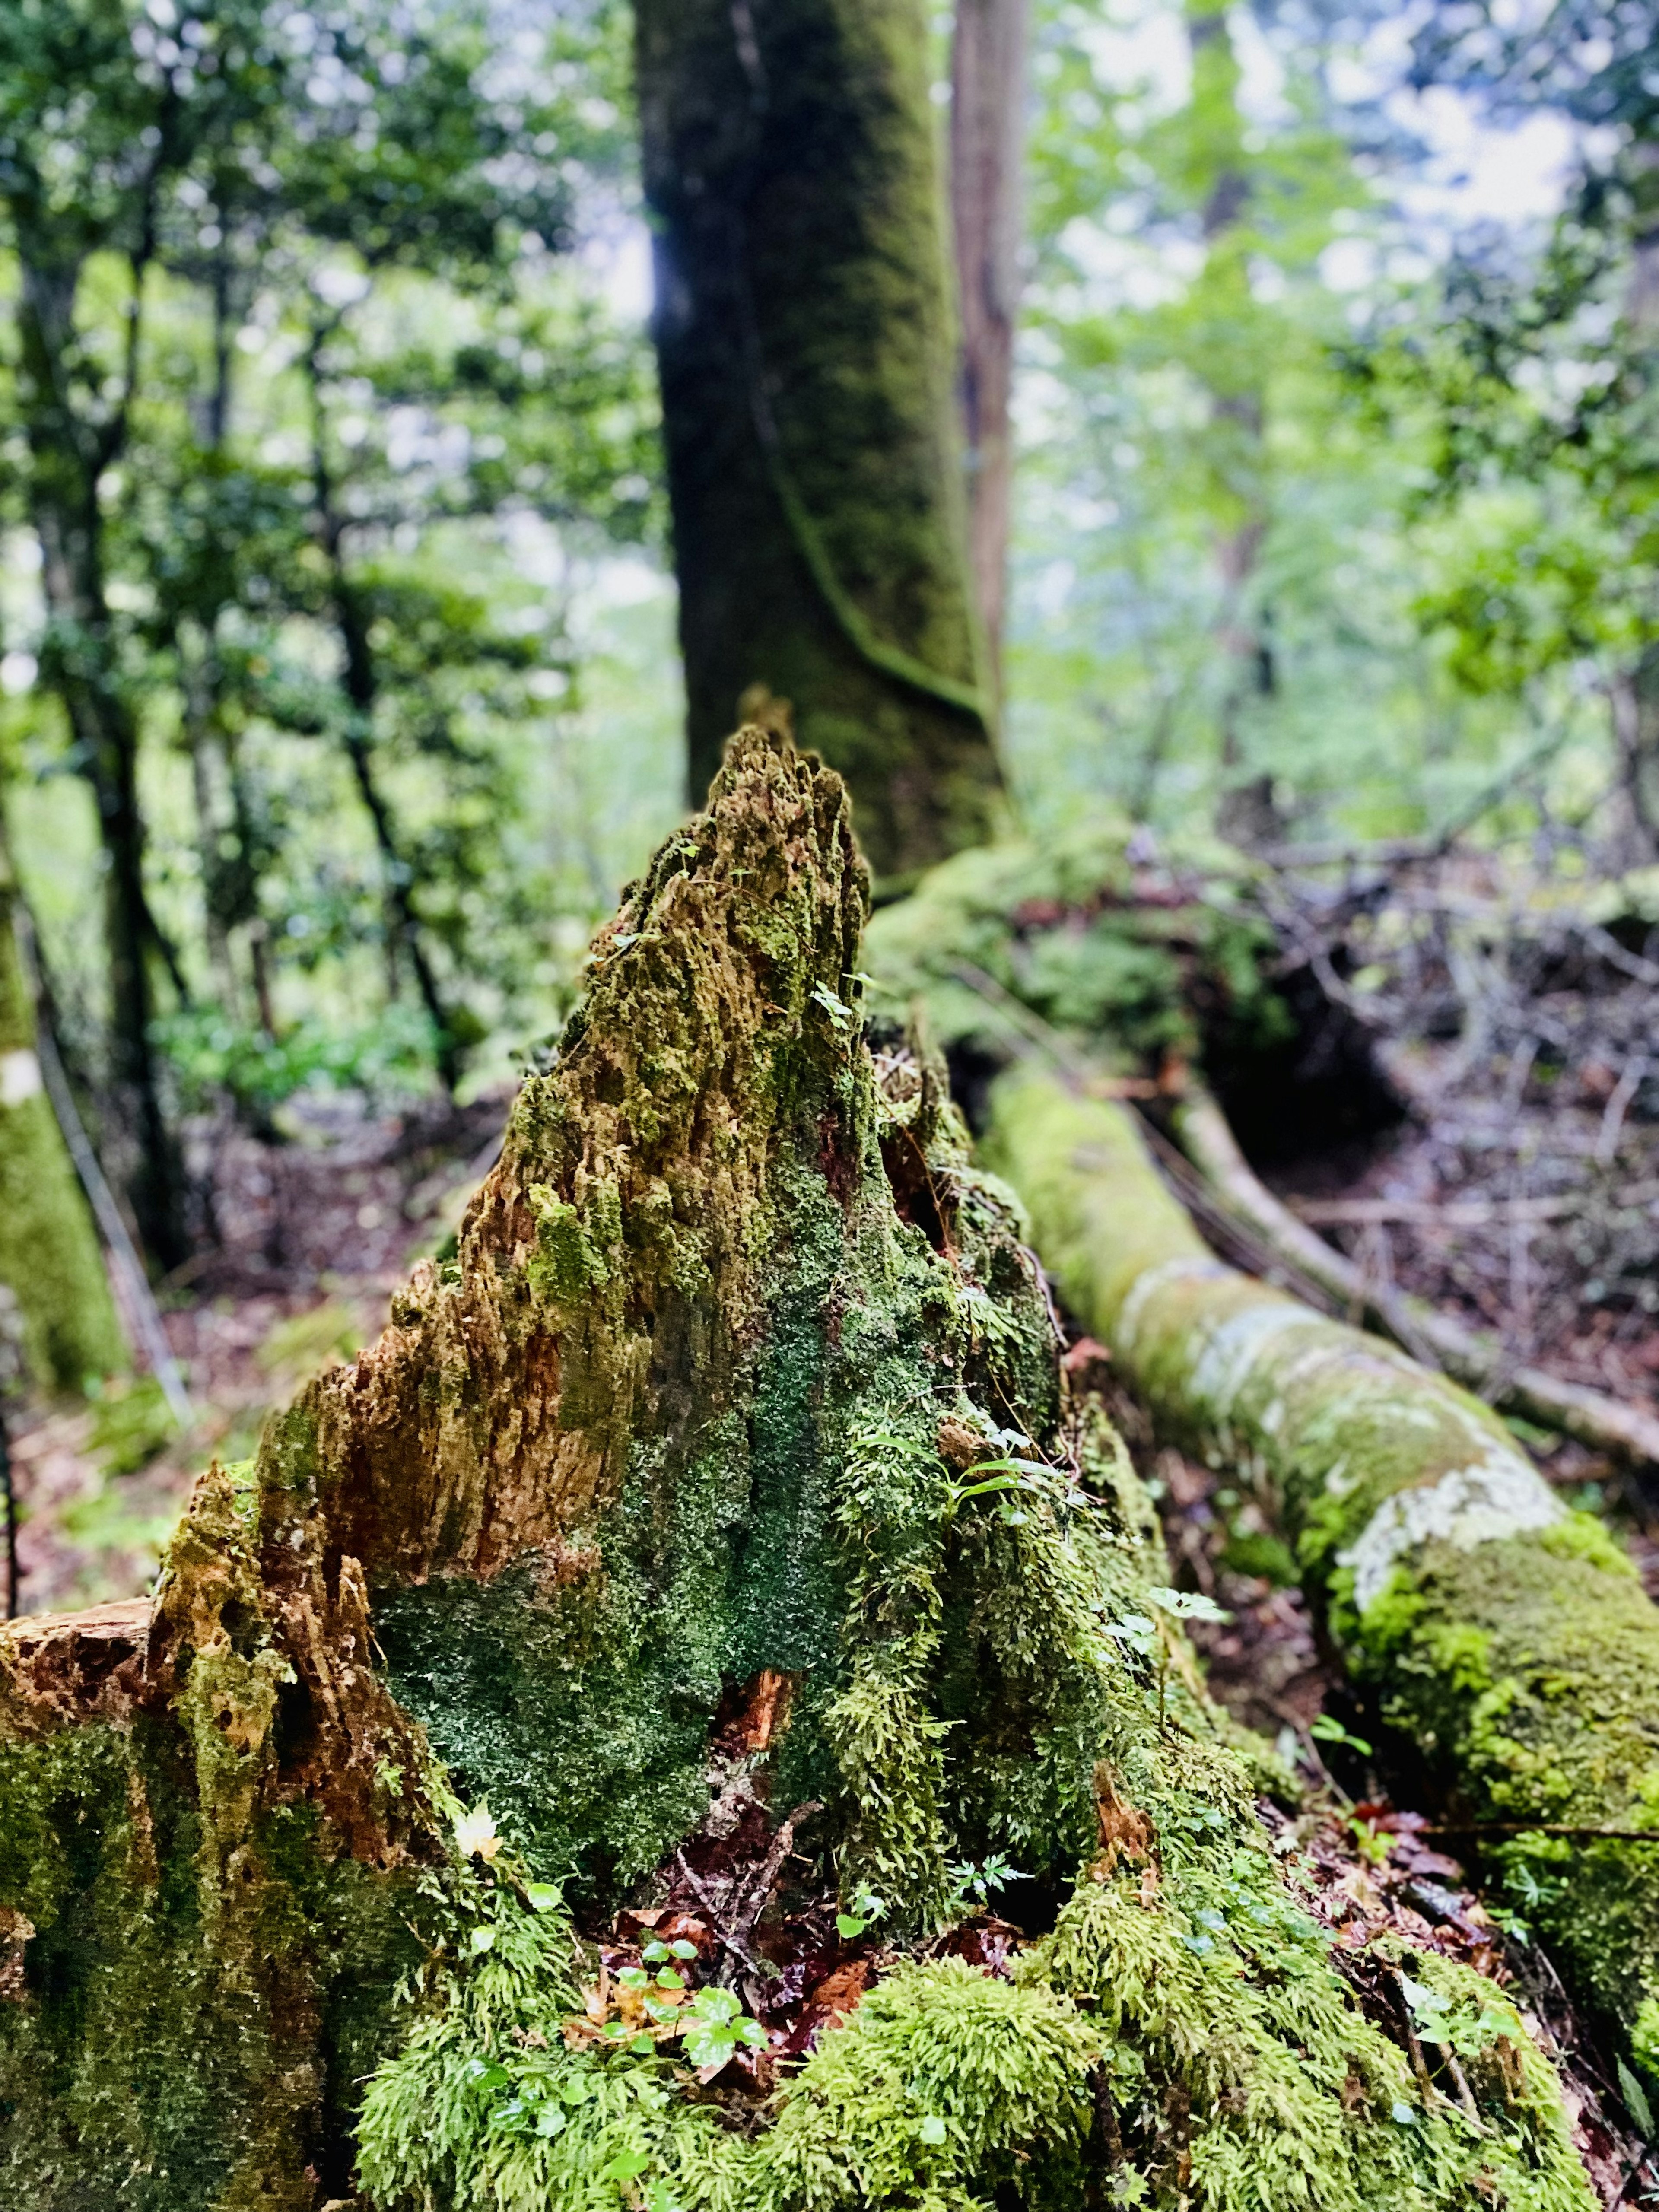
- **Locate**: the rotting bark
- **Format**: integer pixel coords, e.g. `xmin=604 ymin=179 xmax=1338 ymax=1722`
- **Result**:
xmin=0 ymin=866 xmax=125 ymax=1394
xmin=988 ymin=1063 xmax=1659 ymax=2092
xmin=635 ymin=0 xmax=1007 ymax=887
xmin=0 ymin=733 xmax=1599 ymax=2209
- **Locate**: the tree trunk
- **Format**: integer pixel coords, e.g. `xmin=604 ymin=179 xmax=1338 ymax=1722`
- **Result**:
xmin=950 ymin=0 xmax=1028 ymax=687
xmin=15 ymin=248 xmax=189 ymax=1270
xmin=0 ymin=866 xmax=125 ymax=1395
xmin=988 ymin=1063 xmax=1659 ymax=2090
xmin=305 ymin=333 xmax=463 ymax=1094
xmin=1184 ymin=1 xmax=1281 ymax=846
xmin=635 ymin=0 xmax=1007 ymax=889
xmin=0 ymin=734 xmax=1597 ymax=2208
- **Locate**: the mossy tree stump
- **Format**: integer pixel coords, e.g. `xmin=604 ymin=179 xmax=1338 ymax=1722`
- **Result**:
xmin=0 ymin=736 xmax=1599 ymax=2209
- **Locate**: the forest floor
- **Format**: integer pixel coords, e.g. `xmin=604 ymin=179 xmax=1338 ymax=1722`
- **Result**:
xmin=5 ymin=1086 xmax=508 ymax=1615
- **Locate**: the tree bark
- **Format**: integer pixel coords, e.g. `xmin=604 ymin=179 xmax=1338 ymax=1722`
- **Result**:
xmin=989 ymin=1062 xmax=1659 ymax=2088
xmin=0 ymin=864 xmax=125 ymax=1395
xmin=950 ymin=0 xmax=1028 ymax=686
xmin=0 ymin=734 xmax=1596 ymax=2208
xmin=636 ymin=0 xmax=1007 ymax=888
xmin=14 ymin=242 xmax=189 ymax=1269
xmin=1184 ymin=2 xmax=1281 ymax=845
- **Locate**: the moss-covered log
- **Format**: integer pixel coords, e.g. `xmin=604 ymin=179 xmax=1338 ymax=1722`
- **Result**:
xmin=635 ymin=0 xmax=1006 ymax=886
xmin=0 ymin=736 xmax=1599 ymax=2209
xmin=988 ymin=1064 xmax=1659 ymax=2091
xmin=0 ymin=874 xmax=124 ymax=1392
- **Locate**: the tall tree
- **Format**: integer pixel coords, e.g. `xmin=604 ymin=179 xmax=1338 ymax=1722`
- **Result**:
xmin=634 ymin=0 xmax=1006 ymax=886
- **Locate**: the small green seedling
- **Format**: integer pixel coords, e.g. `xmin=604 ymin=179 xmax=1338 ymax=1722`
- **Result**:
xmin=1310 ymin=1713 xmax=1373 ymax=1758
xmin=679 ymin=1986 xmax=766 ymax=2073
xmin=836 ymin=1886 xmax=888 ymax=1942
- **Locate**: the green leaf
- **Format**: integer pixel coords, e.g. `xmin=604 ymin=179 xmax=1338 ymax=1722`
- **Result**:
xmin=469 ymin=1925 xmax=497 ymax=1955
xmin=1618 ymin=2057 xmax=1654 ymax=2139
xmin=603 ymin=2151 xmax=652 ymax=2182
xmin=836 ymin=1913 xmax=866 ymax=1940
xmin=1391 ymin=2101 xmax=1418 ymax=2126
xmin=524 ymin=1881 xmax=564 ymax=1914
xmin=917 ymin=2115 xmax=948 ymax=2145
xmin=1310 ymin=1713 xmax=1373 ymax=1757
xmin=536 ymin=2104 xmax=569 ymax=2138
xmin=669 ymin=1939 xmax=699 ymax=1959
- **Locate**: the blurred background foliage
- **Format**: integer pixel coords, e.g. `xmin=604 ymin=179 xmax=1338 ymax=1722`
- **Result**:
xmin=0 ymin=0 xmax=1654 ymax=1147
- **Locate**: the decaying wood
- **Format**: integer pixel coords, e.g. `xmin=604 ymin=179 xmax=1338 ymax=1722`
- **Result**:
xmin=991 ymin=1061 xmax=1659 ymax=2088
xmin=0 ymin=733 xmax=1610 ymax=2209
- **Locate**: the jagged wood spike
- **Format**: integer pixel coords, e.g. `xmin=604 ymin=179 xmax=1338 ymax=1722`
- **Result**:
xmin=0 ymin=735 xmax=1600 ymax=2209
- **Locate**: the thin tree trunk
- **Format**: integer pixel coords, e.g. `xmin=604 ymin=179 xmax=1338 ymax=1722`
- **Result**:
xmin=1185 ymin=2 xmax=1281 ymax=844
xmin=305 ymin=335 xmax=461 ymax=1093
xmin=16 ymin=248 xmax=189 ymax=1270
xmin=635 ymin=0 xmax=1007 ymax=887
xmin=950 ymin=0 xmax=1027 ymax=688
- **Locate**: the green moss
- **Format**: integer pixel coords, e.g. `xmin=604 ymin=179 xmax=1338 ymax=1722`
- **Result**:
xmin=988 ymin=1066 xmax=1659 ymax=2082
xmin=635 ymin=0 xmax=1004 ymax=882
xmin=863 ymin=812 xmax=1289 ymax=1081
xmin=0 ymin=1719 xmax=426 ymax=2212
xmin=0 ymin=887 xmax=124 ymax=1391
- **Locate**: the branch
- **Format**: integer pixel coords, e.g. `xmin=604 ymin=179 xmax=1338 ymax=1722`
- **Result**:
xmin=1171 ymin=1080 xmax=1659 ymax=1475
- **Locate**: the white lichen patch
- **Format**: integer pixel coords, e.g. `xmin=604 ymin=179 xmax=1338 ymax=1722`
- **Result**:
xmin=1116 ymin=1254 xmax=1229 ymax=1356
xmin=0 ymin=1049 xmax=41 ymax=1109
xmin=1339 ymin=1451 xmax=1566 ymax=1614
xmin=1187 ymin=1298 xmax=1325 ymax=1417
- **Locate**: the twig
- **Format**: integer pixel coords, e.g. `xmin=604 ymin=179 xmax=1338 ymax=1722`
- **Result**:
xmin=0 ymin=1405 xmax=17 ymax=1619
xmin=732 ymin=1800 xmax=821 ymax=1946
xmin=1597 ymin=1057 xmax=1649 ymax=1166
xmin=674 ymin=1851 xmax=766 ymax=1981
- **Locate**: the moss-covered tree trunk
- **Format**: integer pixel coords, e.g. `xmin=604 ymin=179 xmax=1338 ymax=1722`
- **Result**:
xmin=989 ymin=1065 xmax=1659 ymax=2093
xmin=0 ymin=736 xmax=1603 ymax=2209
xmin=0 ymin=871 xmax=124 ymax=1394
xmin=635 ymin=0 xmax=1007 ymax=888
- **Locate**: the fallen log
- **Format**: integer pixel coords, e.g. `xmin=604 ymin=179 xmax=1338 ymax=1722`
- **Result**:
xmin=0 ymin=734 xmax=1599 ymax=2209
xmin=989 ymin=1062 xmax=1659 ymax=2092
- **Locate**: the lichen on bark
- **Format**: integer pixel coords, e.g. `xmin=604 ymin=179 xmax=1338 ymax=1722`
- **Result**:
xmin=0 ymin=736 xmax=1602 ymax=2208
